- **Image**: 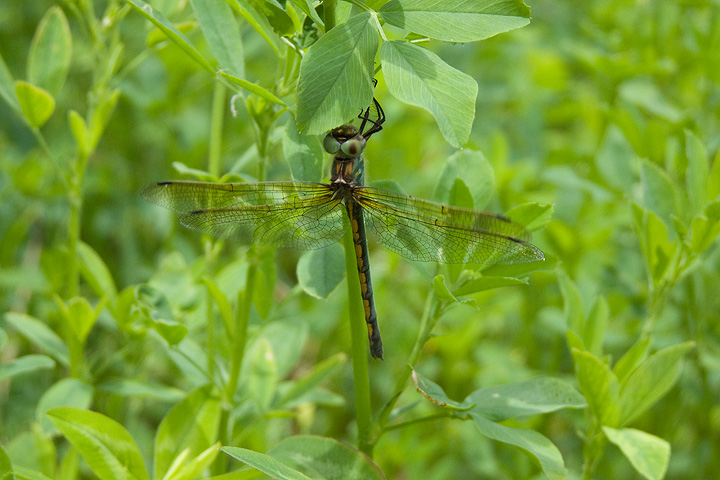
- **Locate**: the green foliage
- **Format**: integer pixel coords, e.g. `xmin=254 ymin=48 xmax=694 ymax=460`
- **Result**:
xmin=2 ymin=0 xmax=719 ymax=479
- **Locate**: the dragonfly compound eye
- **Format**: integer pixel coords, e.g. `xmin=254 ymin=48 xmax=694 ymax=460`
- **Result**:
xmin=323 ymin=134 xmax=341 ymax=154
xmin=340 ymin=136 xmax=366 ymax=156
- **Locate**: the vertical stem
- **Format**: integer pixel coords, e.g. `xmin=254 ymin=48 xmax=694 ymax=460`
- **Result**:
xmin=226 ymin=258 xmax=254 ymax=401
xmin=208 ymin=83 xmax=226 ymax=178
xmin=343 ymin=228 xmax=373 ymax=456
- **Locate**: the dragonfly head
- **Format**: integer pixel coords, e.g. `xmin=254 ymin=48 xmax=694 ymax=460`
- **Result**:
xmin=324 ymin=124 xmax=366 ymax=159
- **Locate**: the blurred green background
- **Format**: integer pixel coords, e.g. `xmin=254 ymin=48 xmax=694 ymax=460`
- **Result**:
xmin=1 ymin=1 xmax=719 ymax=479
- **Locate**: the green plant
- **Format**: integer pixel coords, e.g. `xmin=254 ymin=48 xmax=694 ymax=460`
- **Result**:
xmin=1 ymin=1 xmax=719 ymax=479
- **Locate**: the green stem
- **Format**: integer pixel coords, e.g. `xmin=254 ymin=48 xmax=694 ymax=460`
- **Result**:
xmin=208 ymin=82 xmax=227 ymax=178
xmin=226 ymin=258 xmax=254 ymax=401
xmin=343 ymin=228 xmax=373 ymax=456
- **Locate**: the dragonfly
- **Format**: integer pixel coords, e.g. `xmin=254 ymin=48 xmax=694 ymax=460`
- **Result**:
xmin=142 ymin=99 xmax=544 ymax=359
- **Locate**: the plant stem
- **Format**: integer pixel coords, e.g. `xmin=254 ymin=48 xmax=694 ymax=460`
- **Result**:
xmin=209 ymin=82 xmax=226 ymax=178
xmin=343 ymin=228 xmax=373 ymax=456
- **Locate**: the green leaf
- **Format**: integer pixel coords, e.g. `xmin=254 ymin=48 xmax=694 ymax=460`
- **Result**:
xmin=297 ymin=244 xmax=345 ymax=298
xmin=283 ymin=117 xmax=323 ymax=182
xmin=0 ymin=51 xmax=20 ymax=113
xmin=379 ymin=0 xmax=531 ymax=43
xmin=452 ymin=276 xmax=527 ymax=297
xmin=202 ymin=277 xmax=234 ymax=340
xmin=685 ymin=129 xmax=708 ymax=216
xmin=88 ymin=88 xmax=120 ymax=153
xmin=557 ymin=270 xmax=584 ymax=336
xmin=0 ymin=445 xmax=12 ymax=480
xmin=618 ymin=342 xmax=694 ymax=425
xmin=619 ymin=78 xmax=685 ymax=124
xmin=595 ymin=124 xmax=637 ymax=191
xmin=470 ymin=413 xmax=566 ymax=480
xmin=412 ymin=370 xmax=474 ymax=410
xmin=584 ymin=296 xmax=608 ymax=356
xmin=296 ymin=13 xmax=379 ymax=134
xmin=381 ymin=40 xmax=477 ymax=147
xmin=708 ymin=148 xmax=720 ymax=200
xmin=267 ymin=436 xmax=385 ymax=480
xmin=432 ymin=149 xmax=493 ymax=209
xmin=640 ymin=158 xmax=678 ymax=224
xmin=571 ymin=349 xmax=620 ymax=427
xmin=78 ymin=242 xmax=117 ymax=308
xmin=504 ymin=203 xmax=554 ymax=231
xmin=224 ymin=0 xmax=281 ymax=54
xmin=15 ymin=80 xmax=55 ymax=128
xmin=97 ymin=380 xmax=184 ymax=401
xmin=466 ymin=377 xmax=587 ymax=422
xmin=4 ymin=312 xmax=69 ymax=366
xmin=613 ymin=337 xmax=651 ymax=384
xmin=57 ymin=296 xmax=102 ymax=345
xmin=154 ymin=385 xmax=221 ymax=480
xmin=0 ymin=354 xmax=55 ymax=380
xmin=125 ymin=0 xmax=214 ymax=74
xmin=171 ymin=161 xmax=219 ymax=181
xmin=47 ymin=407 xmax=150 ymax=480
xmin=27 ymin=6 xmax=72 ymax=97
xmin=603 ymin=427 xmax=670 ymax=480
xmin=68 ymin=110 xmax=90 ymax=156
xmin=220 ymin=446 xmax=312 ymax=480
xmin=219 ymin=71 xmax=287 ymax=106
xmin=191 ymin=0 xmax=244 ymax=76
xmin=250 ymin=338 xmax=278 ymax=413
xmin=35 ymin=379 xmax=94 ymax=435
xmin=277 ymin=353 xmax=346 ymax=407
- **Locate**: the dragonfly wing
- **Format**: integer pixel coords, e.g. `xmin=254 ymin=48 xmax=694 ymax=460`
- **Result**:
xmin=356 ymin=187 xmax=544 ymax=264
xmin=142 ymin=181 xmax=348 ymax=249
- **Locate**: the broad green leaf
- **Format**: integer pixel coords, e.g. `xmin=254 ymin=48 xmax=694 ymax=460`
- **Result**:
xmin=36 ymin=379 xmax=93 ymax=434
xmin=267 ymin=436 xmax=384 ymax=480
xmin=0 ymin=52 xmax=20 ymax=113
xmin=88 ymin=88 xmax=120 ymax=153
xmin=618 ymin=342 xmax=694 ymax=425
xmin=150 ymin=318 xmax=188 ymax=346
xmin=15 ymin=81 xmax=55 ymax=128
xmin=432 ymin=149 xmax=493 ymax=209
xmin=28 ymin=6 xmax=72 ymax=97
xmin=277 ymin=353 xmax=346 ymax=407
xmin=505 ymin=203 xmax=554 ymax=231
xmin=470 ymin=413 xmax=566 ymax=480
xmin=250 ymin=338 xmax=278 ymax=413
xmin=381 ymin=40 xmax=477 ymax=147
xmin=248 ymin=0 xmax=294 ymax=36
xmin=452 ymin=276 xmax=527 ymax=297
xmin=379 ymin=0 xmax=531 ymax=43
xmin=202 ymin=277 xmax=234 ymax=339
xmin=47 ymin=407 xmax=149 ymax=480
xmin=640 ymin=158 xmax=678 ymax=224
xmin=689 ymin=200 xmax=720 ymax=253
xmin=412 ymin=370 xmax=474 ymax=410
xmin=171 ymin=161 xmax=219 ymax=181
xmin=219 ymin=71 xmax=287 ymax=106
xmin=0 ymin=354 xmax=55 ymax=380
xmin=613 ymin=337 xmax=651 ymax=384
xmin=571 ymin=349 xmax=620 ymax=427
xmin=220 ymin=446 xmax=312 ymax=480
xmin=466 ymin=377 xmax=587 ymax=422
xmin=584 ymin=296 xmax=608 ymax=356
xmin=708 ymin=148 xmax=720 ymax=200
xmin=685 ymin=129 xmax=708 ymax=216
xmin=603 ymin=427 xmax=670 ymax=480
xmin=191 ymin=0 xmax=244 ymax=76
xmin=4 ymin=312 xmax=69 ymax=366
xmin=297 ymin=244 xmax=345 ymax=299
xmin=154 ymin=385 xmax=221 ymax=480
xmin=125 ymin=0 xmax=214 ymax=74
xmin=432 ymin=274 xmax=457 ymax=302
xmin=595 ymin=124 xmax=637 ymax=191
xmin=296 ymin=13 xmax=378 ymax=134
xmin=283 ymin=117 xmax=323 ymax=182
xmin=557 ymin=270 xmax=584 ymax=336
